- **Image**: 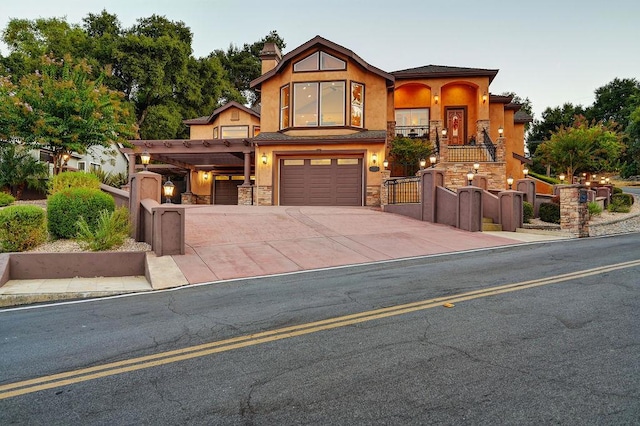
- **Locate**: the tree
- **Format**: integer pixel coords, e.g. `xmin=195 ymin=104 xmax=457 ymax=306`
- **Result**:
xmin=536 ymin=117 xmax=623 ymax=181
xmin=587 ymin=78 xmax=640 ymax=130
xmin=527 ymin=103 xmax=586 ymax=156
xmin=622 ymin=105 xmax=640 ymax=177
xmin=0 ymin=141 xmax=49 ymax=199
xmin=388 ymin=137 xmax=433 ymax=176
xmin=0 ymin=55 xmax=137 ymax=174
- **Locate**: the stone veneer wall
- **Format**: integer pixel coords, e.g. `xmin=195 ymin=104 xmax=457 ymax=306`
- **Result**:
xmin=238 ymin=185 xmax=253 ymax=205
xmin=367 ymin=185 xmax=381 ymax=207
xmin=256 ymin=186 xmax=273 ymax=206
xmin=380 ymin=170 xmax=391 ymax=206
xmin=442 ymin=162 xmax=506 ymax=190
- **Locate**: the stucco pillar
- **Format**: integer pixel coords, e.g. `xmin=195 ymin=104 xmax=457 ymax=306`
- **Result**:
xmin=472 ymin=175 xmax=488 ymax=190
xmin=457 ymin=186 xmax=483 ymax=232
xmin=422 ymin=168 xmax=445 ymax=223
xmin=129 ymin=171 xmax=162 ymax=240
xmin=499 ymin=190 xmax=524 ymax=232
xmin=516 ymin=179 xmax=536 ymax=204
xmin=559 ymin=185 xmax=589 ymax=238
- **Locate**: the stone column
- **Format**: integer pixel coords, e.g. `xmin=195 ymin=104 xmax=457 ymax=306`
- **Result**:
xmin=559 ymin=185 xmax=589 ymax=237
xmin=380 ymin=170 xmax=391 ymax=207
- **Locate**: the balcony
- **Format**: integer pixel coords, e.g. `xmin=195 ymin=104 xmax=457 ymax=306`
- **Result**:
xmin=395 ymin=125 xmax=429 ymax=139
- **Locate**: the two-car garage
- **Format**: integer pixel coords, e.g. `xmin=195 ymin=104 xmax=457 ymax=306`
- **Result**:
xmin=279 ymin=157 xmax=363 ymax=206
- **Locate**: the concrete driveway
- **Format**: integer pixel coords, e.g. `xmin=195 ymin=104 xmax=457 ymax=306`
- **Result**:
xmin=172 ymin=205 xmax=541 ymax=284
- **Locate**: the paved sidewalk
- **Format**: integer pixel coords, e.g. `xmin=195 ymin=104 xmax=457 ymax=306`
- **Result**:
xmin=1 ymin=205 xmax=571 ymax=307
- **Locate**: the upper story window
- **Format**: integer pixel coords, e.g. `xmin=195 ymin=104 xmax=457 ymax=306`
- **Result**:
xmin=280 ymin=85 xmax=290 ymax=129
xmin=221 ymin=126 xmax=249 ymax=139
xmin=293 ymin=51 xmax=346 ymax=72
xmin=293 ymin=81 xmax=345 ymax=127
xmin=351 ymin=82 xmax=364 ymax=128
xmin=395 ymin=108 xmax=430 ymax=138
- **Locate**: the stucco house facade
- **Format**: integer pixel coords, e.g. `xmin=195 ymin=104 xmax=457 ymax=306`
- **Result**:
xmin=124 ymin=35 xmax=531 ymax=206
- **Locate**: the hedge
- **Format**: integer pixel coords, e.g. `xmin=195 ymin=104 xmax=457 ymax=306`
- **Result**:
xmin=611 ymin=193 xmax=634 ymax=206
xmin=523 ymin=201 xmax=534 ymax=223
xmin=539 ymin=202 xmax=560 ymax=224
xmin=49 ymin=171 xmax=101 ymax=195
xmin=0 ymin=192 xmax=15 ymax=207
xmin=0 ymin=205 xmax=48 ymax=252
xmin=47 ymin=188 xmax=115 ymax=239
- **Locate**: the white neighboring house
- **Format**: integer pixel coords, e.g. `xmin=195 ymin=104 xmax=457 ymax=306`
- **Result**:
xmin=39 ymin=143 xmax=129 ymax=177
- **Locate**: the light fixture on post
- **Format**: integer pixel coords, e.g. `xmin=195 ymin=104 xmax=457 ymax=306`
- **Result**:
xmin=61 ymin=152 xmax=70 ymax=164
xmin=482 ymin=92 xmax=487 ymax=104
xmin=559 ymin=173 xmax=565 ymax=183
xmin=419 ymin=158 xmax=426 ymax=169
xmin=523 ymin=166 xmax=529 ymax=178
xmin=467 ymin=171 xmax=474 ymax=186
xmin=434 ymin=94 xmax=439 ymax=104
xmin=429 ymin=154 xmax=437 ymax=168
xmin=473 ymin=163 xmax=480 ymax=174
xmin=140 ymin=151 xmax=150 ymax=171
xmin=383 ymin=159 xmax=389 ymax=169
xmin=498 ymin=126 xmax=504 ymax=137
xmin=442 ymin=128 xmax=447 ymax=138
xmin=507 ymin=176 xmax=514 ymax=189
xmin=163 ymin=179 xmax=175 ymax=204
xmin=261 ymin=153 xmax=268 ymax=165
xmin=591 ymin=174 xmax=597 ymax=181
xmin=605 ymin=177 xmax=610 ymax=184
xmin=372 ymin=153 xmax=378 ymax=165
xmin=585 ymin=181 xmax=591 ymax=187
xmin=600 ymin=177 xmax=606 ymax=185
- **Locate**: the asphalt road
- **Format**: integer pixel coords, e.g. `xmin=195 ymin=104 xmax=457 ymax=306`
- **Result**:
xmin=1 ymin=233 xmax=639 ymax=424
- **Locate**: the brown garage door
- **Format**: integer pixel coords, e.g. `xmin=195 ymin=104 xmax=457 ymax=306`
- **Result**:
xmin=215 ymin=179 xmax=239 ymax=205
xmin=280 ymin=158 xmax=363 ymax=206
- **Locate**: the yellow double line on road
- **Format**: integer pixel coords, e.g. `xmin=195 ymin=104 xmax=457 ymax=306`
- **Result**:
xmin=2 ymin=259 xmax=639 ymax=400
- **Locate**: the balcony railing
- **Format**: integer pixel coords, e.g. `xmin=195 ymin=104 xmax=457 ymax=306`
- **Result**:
xmin=395 ymin=125 xmax=430 ymax=139
xmin=447 ymin=145 xmax=496 ymax=162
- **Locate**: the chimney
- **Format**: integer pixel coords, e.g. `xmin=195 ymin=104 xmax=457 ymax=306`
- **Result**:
xmin=259 ymin=42 xmax=282 ymax=74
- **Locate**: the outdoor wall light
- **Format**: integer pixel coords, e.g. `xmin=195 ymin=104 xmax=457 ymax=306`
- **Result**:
xmin=261 ymin=153 xmax=268 ymax=165
xmin=140 ymin=151 xmax=150 ymax=170
xmin=163 ymin=179 xmax=175 ymax=203
xmin=203 ymin=171 xmax=209 ymax=181
xmin=442 ymin=128 xmax=447 ymax=137
xmin=473 ymin=163 xmax=480 ymax=174
xmin=372 ymin=153 xmax=378 ymax=165
xmin=605 ymin=177 xmax=610 ymax=184
xmin=467 ymin=171 xmax=474 ymax=186
xmin=592 ymin=174 xmax=597 ymax=181
xmin=419 ymin=158 xmax=426 ymax=169
xmin=61 ymin=152 xmax=70 ymax=164
xmin=482 ymin=92 xmax=488 ymax=104
xmin=585 ymin=181 xmax=591 ymax=187
xmin=498 ymin=126 xmax=504 ymax=137
xmin=559 ymin=173 xmax=565 ymax=183
xmin=383 ymin=159 xmax=389 ymax=169
xmin=507 ymin=176 xmax=514 ymax=189
xmin=429 ymin=155 xmax=437 ymax=168
xmin=434 ymin=94 xmax=439 ymax=104
xmin=523 ymin=166 xmax=529 ymax=178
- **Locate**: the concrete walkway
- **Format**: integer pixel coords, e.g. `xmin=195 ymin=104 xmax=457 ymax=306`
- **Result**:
xmin=0 ymin=205 xmax=570 ymax=307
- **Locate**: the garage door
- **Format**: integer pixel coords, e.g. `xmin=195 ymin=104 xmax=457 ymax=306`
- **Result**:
xmin=215 ymin=179 xmax=239 ymax=205
xmin=280 ymin=158 xmax=363 ymax=206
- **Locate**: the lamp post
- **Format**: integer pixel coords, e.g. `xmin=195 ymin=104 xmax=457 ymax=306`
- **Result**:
xmin=441 ymin=128 xmax=447 ymax=138
xmin=523 ymin=166 xmax=529 ymax=178
xmin=163 ymin=179 xmax=175 ymax=203
xmin=498 ymin=126 xmax=504 ymax=137
xmin=473 ymin=163 xmax=480 ymax=174
xmin=429 ymin=155 xmax=437 ymax=168
xmin=419 ymin=159 xmax=426 ymax=169
xmin=467 ymin=171 xmax=474 ymax=186
xmin=559 ymin=173 xmax=565 ymax=184
xmin=140 ymin=151 xmax=150 ymax=171
xmin=383 ymin=159 xmax=389 ymax=169
xmin=507 ymin=176 xmax=514 ymax=189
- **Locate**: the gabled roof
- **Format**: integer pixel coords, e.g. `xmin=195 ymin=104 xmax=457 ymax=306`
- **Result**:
xmin=250 ymin=35 xmax=395 ymax=89
xmin=183 ymin=101 xmax=260 ymax=125
xmin=392 ymin=65 xmax=499 ymax=83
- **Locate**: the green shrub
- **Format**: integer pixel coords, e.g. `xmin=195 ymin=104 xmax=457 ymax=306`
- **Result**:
xmin=0 ymin=205 xmax=47 ymax=252
xmin=91 ymin=170 xmax=128 ymax=188
xmin=587 ymin=201 xmax=603 ymax=216
xmin=612 ymin=187 xmax=623 ymax=195
xmin=49 ymin=171 xmax=100 ymax=195
xmin=523 ymin=201 xmax=534 ymax=223
xmin=608 ymin=198 xmax=631 ymax=213
xmin=612 ymin=193 xmax=634 ymax=206
xmin=529 ymin=171 xmax=560 ymax=185
xmin=539 ymin=202 xmax=560 ymax=224
xmin=47 ymin=188 xmax=115 ymax=239
xmin=76 ymin=207 xmax=130 ymax=251
xmin=0 ymin=192 xmax=15 ymax=207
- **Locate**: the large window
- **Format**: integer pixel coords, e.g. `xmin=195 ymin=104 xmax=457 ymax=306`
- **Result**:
xmin=221 ymin=126 xmax=249 ymax=138
xmin=293 ymin=81 xmax=345 ymax=127
xmin=280 ymin=85 xmax=290 ymax=129
xmin=293 ymin=51 xmax=346 ymax=72
xmin=395 ymin=108 xmax=429 ymax=126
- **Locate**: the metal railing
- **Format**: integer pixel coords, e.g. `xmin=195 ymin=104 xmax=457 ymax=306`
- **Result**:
xmin=395 ymin=126 xmax=430 ymax=139
xmin=481 ymin=128 xmax=497 ymax=161
xmin=385 ymin=176 xmax=421 ymax=204
xmin=447 ymin=145 xmax=495 ymax=162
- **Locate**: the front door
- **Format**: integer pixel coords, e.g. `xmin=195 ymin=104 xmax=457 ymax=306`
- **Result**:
xmin=446 ymin=108 xmax=466 ymax=146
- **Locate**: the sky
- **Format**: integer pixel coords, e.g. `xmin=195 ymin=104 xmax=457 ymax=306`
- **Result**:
xmin=2 ymin=0 xmax=639 ymax=120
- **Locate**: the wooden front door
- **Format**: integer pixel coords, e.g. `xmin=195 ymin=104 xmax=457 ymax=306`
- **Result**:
xmin=446 ymin=108 xmax=466 ymax=146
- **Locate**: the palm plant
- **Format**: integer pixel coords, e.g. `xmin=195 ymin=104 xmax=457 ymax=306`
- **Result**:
xmin=0 ymin=142 xmax=49 ymax=199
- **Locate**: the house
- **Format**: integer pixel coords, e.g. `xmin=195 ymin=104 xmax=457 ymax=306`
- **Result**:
xmin=124 ymin=35 xmax=531 ymax=206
